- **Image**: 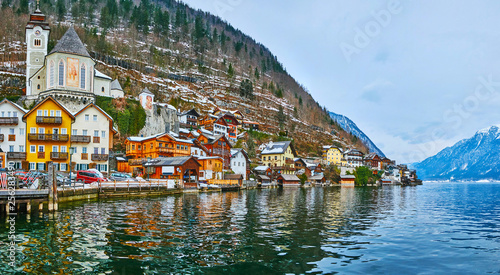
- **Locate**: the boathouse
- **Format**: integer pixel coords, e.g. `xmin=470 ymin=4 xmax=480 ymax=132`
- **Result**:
xmin=340 ymin=175 xmax=356 ymax=187
xmin=277 ymin=174 xmax=300 ymax=186
xmin=143 ymin=156 xmax=200 ymax=188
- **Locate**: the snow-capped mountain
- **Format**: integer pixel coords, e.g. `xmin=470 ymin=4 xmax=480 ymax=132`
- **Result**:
xmin=329 ymin=112 xmax=385 ymax=157
xmin=412 ymin=125 xmax=500 ymax=181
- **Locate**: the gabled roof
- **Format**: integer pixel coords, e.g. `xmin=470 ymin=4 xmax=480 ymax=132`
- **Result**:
xmin=95 ymin=69 xmax=112 ymax=80
xmin=231 ymin=148 xmax=249 ymax=161
xmin=74 ymin=103 xmax=113 ymax=122
xmin=309 ymin=175 xmax=325 ymax=180
xmin=179 ymin=108 xmax=200 ymax=117
xmin=49 ymin=26 xmax=91 ymax=58
xmin=128 ymin=132 xmax=193 ymax=144
xmin=22 ymin=96 xmax=75 ymax=122
xmin=0 ymin=99 xmax=27 ymax=114
xmin=207 ymin=134 xmax=232 ymax=148
xmin=140 ymin=87 xmax=154 ymax=95
xmin=277 ymin=174 xmax=300 ymax=181
xmin=144 ymin=156 xmax=200 ymax=167
xmin=364 ymin=153 xmax=381 ymax=160
xmin=110 ymin=79 xmax=123 ymax=91
xmin=261 ymin=141 xmax=296 ymax=156
xmin=254 ymin=166 xmax=270 ymax=171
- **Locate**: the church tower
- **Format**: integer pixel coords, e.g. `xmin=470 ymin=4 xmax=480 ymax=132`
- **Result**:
xmin=25 ymin=0 xmax=50 ymax=96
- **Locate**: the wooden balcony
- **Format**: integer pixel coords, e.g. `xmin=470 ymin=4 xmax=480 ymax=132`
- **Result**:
xmin=28 ymin=133 xmax=69 ymax=142
xmin=129 ymin=158 xmax=145 ymax=166
xmin=91 ymin=154 xmax=108 ymax=161
xmin=285 ymin=158 xmax=294 ymax=165
xmin=51 ymin=152 xmax=69 ymax=160
xmin=81 ymin=153 xmax=88 ymax=160
xmin=7 ymin=152 xmax=26 ymax=159
xmin=0 ymin=117 xmax=18 ymax=125
xmin=8 ymin=134 xmax=15 ymax=141
xmin=71 ymin=135 xmax=91 ymax=143
xmin=158 ymin=147 xmax=176 ymax=154
xmin=93 ymin=136 xmax=100 ymax=143
xmin=37 ymin=152 xmax=45 ymax=159
xmin=36 ymin=116 xmax=62 ymax=125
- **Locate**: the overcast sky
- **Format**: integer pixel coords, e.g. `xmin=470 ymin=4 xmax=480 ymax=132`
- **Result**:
xmin=182 ymin=0 xmax=500 ymax=163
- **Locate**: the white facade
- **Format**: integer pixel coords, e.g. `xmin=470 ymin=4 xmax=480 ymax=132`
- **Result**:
xmin=198 ymin=156 xmax=223 ymax=181
xmin=230 ymin=149 xmax=248 ymax=180
xmin=71 ymin=104 xmax=114 ymax=173
xmin=26 ymin=22 xmax=49 ymax=96
xmin=0 ymin=100 xmax=27 ymax=169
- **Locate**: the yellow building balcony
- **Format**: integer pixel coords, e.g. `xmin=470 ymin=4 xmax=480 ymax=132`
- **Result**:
xmin=36 ymin=116 xmax=62 ymax=125
xmin=28 ymin=133 xmax=69 ymax=142
xmin=50 ymin=152 xmax=69 ymax=160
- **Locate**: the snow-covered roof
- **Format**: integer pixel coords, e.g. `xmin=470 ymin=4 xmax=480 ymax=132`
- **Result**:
xmin=261 ymin=141 xmax=292 ymax=155
xmin=179 ymin=128 xmax=190 ymax=134
xmin=140 ymin=87 xmax=154 ymax=95
xmin=116 ymin=157 xmax=127 ymax=161
xmin=254 ymin=166 xmax=269 ymax=171
xmin=95 ymin=69 xmax=112 ymax=80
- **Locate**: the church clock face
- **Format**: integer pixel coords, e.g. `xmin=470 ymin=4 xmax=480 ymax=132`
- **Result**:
xmin=34 ymin=28 xmax=41 ymax=37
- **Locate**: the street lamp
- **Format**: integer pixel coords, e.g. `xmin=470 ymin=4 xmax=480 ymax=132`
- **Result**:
xmin=69 ymin=147 xmax=74 ymax=187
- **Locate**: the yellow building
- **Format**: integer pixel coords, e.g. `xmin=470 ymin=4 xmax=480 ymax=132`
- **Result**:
xmin=322 ymin=145 xmax=346 ymax=166
xmin=23 ymin=96 xmax=74 ymax=171
xmin=261 ymin=141 xmax=296 ymax=175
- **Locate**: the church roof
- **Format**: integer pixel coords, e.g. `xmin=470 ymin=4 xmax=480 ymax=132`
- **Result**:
xmin=49 ymin=26 xmax=91 ymax=58
xmin=111 ymin=79 xmax=123 ymax=91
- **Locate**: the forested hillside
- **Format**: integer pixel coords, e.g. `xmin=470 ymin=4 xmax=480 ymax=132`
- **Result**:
xmin=0 ymin=0 xmax=371 ymax=157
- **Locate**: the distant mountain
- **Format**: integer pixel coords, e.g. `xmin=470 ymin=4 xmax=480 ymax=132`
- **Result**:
xmin=412 ymin=125 xmax=500 ymax=181
xmin=329 ymin=112 xmax=385 ymax=157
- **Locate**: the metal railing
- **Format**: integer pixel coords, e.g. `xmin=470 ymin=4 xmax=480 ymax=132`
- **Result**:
xmin=0 ymin=117 xmax=18 ymax=125
xmin=51 ymin=152 xmax=69 ymax=160
xmin=7 ymin=152 xmax=26 ymax=159
xmin=91 ymin=154 xmax=109 ymax=161
xmin=71 ymin=135 xmax=91 ymax=143
xmin=28 ymin=133 xmax=69 ymax=142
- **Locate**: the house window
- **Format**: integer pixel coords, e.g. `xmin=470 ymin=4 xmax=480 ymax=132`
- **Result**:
xmin=93 ymin=115 xmax=97 ymax=121
xmin=82 ymin=147 xmax=87 ymax=153
xmin=60 ymin=163 xmax=67 ymax=171
xmin=19 ymin=145 xmax=24 ymax=152
xmin=49 ymin=61 xmax=55 ymax=87
xmin=9 ymin=145 xmax=14 ymax=152
xmin=29 ymin=163 xmax=35 ymax=170
xmin=58 ymin=60 xmax=64 ymax=86
xmin=94 ymin=130 xmax=99 ymax=137
xmin=61 ymin=128 xmax=67 ymax=134
xmin=34 ymin=38 xmax=41 ymax=47
xmin=61 ymin=146 xmax=67 ymax=153
xmin=37 ymin=84 xmax=40 ymax=90
xmin=101 ymin=87 xmax=105 ymax=92
xmin=50 ymin=110 xmax=54 ymax=116
xmin=72 ymin=129 xmax=77 ymax=135
xmin=83 ymin=130 xmax=88 ymax=135
xmin=52 ymin=146 xmax=58 ymax=152
xmin=9 ymin=128 xmax=14 ymax=134
xmin=85 ymin=114 xmax=89 ymax=121
xmin=56 ymin=110 xmax=61 ymax=117
xmin=101 ymin=148 xmax=105 ymax=154
xmin=101 ymin=131 xmax=105 ymax=138
xmin=38 ymin=145 xmax=44 ymax=152
xmin=80 ymin=64 xmax=86 ymax=89
xmin=132 ymin=145 xmax=135 ymax=150
xmin=37 ymin=110 xmax=42 ymax=116
xmin=94 ymin=147 xmax=98 ymax=154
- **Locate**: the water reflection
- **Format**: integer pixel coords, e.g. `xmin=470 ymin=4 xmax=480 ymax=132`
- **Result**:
xmin=0 ymin=184 xmax=499 ymax=274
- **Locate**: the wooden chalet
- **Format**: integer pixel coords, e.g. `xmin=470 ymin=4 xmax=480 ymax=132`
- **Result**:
xmin=309 ymin=174 xmax=326 ymax=185
xmin=277 ymin=174 xmax=300 ymax=186
xmin=340 ymin=175 xmax=356 ymax=187
xmin=364 ymin=153 xmax=382 ymax=170
xmin=196 ymin=131 xmax=232 ymax=169
xmin=143 ymin=156 xmax=200 ymax=188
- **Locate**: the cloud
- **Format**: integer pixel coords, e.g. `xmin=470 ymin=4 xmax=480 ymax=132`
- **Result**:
xmin=360 ymin=78 xmax=393 ymax=102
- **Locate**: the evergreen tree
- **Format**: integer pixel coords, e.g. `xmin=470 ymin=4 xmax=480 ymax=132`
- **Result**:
xmin=239 ymin=79 xmax=253 ymax=99
xmin=276 ymin=105 xmax=286 ymax=130
xmin=18 ymin=0 xmax=29 ymax=14
xmin=254 ymin=67 xmax=260 ymax=79
xmin=227 ymin=63 xmax=234 ymax=79
xmin=194 ymin=15 xmax=205 ymax=41
xmin=56 ymin=0 xmax=66 ymax=21
xmin=247 ymin=135 xmax=256 ymax=158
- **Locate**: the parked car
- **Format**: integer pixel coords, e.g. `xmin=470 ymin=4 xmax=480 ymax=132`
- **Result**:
xmin=56 ymin=173 xmax=71 ymax=186
xmin=76 ymin=170 xmax=106 ymax=184
xmin=109 ymin=173 xmax=137 ymax=181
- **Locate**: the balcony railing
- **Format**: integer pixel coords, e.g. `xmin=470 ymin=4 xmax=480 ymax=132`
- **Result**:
xmin=50 ymin=152 xmax=69 ymax=160
xmin=71 ymin=135 xmax=91 ymax=143
xmin=91 ymin=154 xmax=108 ymax=161
xmin=28 ymin=133 xmax=69 ymax=142
xmin=36 ymin=116 xmax=62 ymax=125
xmin=129 ymin=158 xmax=145 ymax=166
xmin=0 ymin=117 xmax=18 ymax=125
xmin=158 ymin=147 xmax=176 ymax=154
xmin=93 ymin=136 xmax=100 ymax=143
xmin=8 ymin=134 xmax=15 ymax=141
xmin=285 ymin=158 xmax=294 ymax=165
xmin=37 ymin=152 xmax=45 ymax=159
xmin=81 ymin=153 xmax=88 ymax=160
xmin=7 ymin=152 xmax=26 ymax=159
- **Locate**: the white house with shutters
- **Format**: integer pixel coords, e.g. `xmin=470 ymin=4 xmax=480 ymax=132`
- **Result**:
xmin=0 ymin=99 xmax=27 ymax=169
xmin=71 ymin=103 xmax=116 ymax=173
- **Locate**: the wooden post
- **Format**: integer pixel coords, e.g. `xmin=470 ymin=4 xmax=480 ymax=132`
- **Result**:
xmin=26 ymin=201 xmax=31 ymax=214
xmin=47 ymin=161 xmax=54 ymax=211
xmin=114 ymin=180 xmax=116 ymax=192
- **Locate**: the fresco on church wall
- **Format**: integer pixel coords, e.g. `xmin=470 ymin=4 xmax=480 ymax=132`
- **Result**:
xmin=67 ymin=57 xmax=79 ymax=87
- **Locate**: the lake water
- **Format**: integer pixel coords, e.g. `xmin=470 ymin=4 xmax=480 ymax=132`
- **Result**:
xmin=1 ymin=183 xmax=499 ymax=274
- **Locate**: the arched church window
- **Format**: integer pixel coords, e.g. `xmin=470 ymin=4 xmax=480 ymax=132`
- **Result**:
xmin=80 ymin=64 xmax=86 ymax=89
xmin=58 ymin=60 xmax=64 ymax=86
xmin=49 ymin=61 xmax=55 ymax=87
